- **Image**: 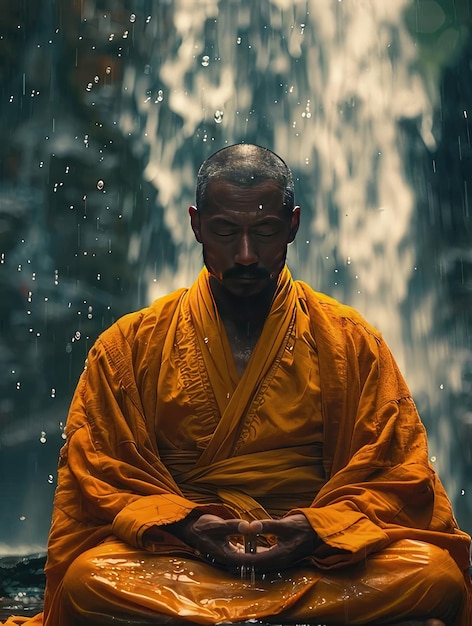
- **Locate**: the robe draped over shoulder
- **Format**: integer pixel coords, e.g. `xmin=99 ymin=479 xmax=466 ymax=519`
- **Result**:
xmin=3 ymin=267 xmax=471 ymax=626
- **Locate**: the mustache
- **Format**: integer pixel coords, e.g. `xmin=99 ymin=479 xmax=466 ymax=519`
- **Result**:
xmin=223 ymin=266 xmax=271 ymax=280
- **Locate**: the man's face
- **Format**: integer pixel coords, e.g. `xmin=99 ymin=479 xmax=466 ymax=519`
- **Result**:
xmin=189 ymin=179 xmax=300 ymax=298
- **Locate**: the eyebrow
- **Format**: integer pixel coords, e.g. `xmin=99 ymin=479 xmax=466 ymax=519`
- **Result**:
xmin=205 ymin=215 xmax=286 ymax=225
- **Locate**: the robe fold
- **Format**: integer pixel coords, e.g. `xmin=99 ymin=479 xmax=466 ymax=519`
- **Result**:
xmin=3 ymin=267 xmax=471 ymax=626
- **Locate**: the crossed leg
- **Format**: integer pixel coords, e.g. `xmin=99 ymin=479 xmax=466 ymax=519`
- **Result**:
xmin=61 ymin=539 xmax=466 ymax=625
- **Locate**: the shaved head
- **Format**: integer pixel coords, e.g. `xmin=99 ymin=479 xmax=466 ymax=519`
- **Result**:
xmin=196 ymin=144 xmax=295 ymax=214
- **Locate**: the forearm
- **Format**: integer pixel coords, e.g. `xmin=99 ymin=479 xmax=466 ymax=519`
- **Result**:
xmin=112 ymin=493 xmax=202 ymax=548
xmin=113 ymin=495 xmax=234 ymax=550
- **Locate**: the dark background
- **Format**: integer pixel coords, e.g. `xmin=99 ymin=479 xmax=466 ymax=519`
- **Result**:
xmin=0 ymin=0 xmax=471 ymax=554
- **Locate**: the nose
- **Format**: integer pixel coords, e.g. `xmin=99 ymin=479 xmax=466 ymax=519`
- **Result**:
xmin=234 ymin=232 xmax=258 ymax=266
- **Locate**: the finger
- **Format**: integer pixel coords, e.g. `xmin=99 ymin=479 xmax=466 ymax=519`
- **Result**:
xmin=257 ymin=515 xmax=310 ymax=537
xmin=194 ymin=517 xmax=243 ymax=536
xmin=237 ymin=519 xmax=263 ymax=534
xmin=237 ymin=520 xmax=251 ymax=534
xmin=248 ymin=520 xmax=263 ymax=534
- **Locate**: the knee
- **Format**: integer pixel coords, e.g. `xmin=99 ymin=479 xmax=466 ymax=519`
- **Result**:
xmin=62 ymin=549 xmax=98 ymax=598
xmin=424 ymin=543 xmax=465 ymax=595
xmin=412 ymin=541 xmax=467 ymax=622
xmin=61 ymin=549 xmax=176 ymax=625
xmin=60 ymin=551 xmax=105 ymax=625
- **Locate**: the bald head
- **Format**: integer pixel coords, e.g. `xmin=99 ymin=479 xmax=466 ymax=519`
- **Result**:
xmin=196 ymin=144 xmax=295 ymax=214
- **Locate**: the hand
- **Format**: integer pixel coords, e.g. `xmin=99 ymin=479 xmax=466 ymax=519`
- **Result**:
xmin=171 ymin=513 xmax=320 ymax=573
xmin=171 ymin=513 xmax=252 ymax=568
xmin=237 ymin=514 xmax=321 ymax=572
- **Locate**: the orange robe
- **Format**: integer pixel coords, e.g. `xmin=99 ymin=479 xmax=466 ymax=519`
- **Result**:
xmin=4 ymin=267 xmax=471 ymax=625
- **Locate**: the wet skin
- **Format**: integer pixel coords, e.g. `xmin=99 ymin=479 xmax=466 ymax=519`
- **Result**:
xmin=173 ymin=513 xmax=320 ymax=573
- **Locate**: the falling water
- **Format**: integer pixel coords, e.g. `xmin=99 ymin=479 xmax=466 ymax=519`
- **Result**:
xmin=0 ymin=0 xmax=470 ymax=554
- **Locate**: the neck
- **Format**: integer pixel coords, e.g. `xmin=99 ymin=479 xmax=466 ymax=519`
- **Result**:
xmin=209 ymin=276 xmax=276 ymax=329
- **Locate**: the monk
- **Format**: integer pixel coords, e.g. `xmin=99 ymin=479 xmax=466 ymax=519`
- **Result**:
xmin=4 ymin=144 xmax=471 ymax=626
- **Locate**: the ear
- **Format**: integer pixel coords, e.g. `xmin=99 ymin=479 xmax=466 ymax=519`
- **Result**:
xmin=189 ymin=206 xmax=202 ymax=243
xmin=288 ymin=206 xmax=300 ymax=243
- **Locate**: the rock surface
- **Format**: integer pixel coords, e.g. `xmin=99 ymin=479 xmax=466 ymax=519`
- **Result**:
xmin=0 ymin=554 xmax=46 ymax=620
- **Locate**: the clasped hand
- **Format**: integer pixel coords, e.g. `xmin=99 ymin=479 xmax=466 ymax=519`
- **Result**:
xmin=174 ymin=513 xmax=319 ymax=573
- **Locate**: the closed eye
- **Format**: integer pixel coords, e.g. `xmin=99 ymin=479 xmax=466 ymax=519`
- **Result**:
xmin=213 ymin=229 xmax=238 ymax=237
xmin=254 ymin=226 xmax=285 ymax=237
xmin=255 ymin=230 xmax=279 ymax=237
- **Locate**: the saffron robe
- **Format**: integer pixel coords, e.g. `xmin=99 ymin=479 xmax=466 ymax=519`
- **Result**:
xmin=4 ymin=267 xmax=471 ymax=625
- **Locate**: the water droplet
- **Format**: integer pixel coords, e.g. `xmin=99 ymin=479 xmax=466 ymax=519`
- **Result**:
xmin=236 ymin=36 xmax=242 ymax=44
xmin=94 ymin=75 xmax=100 ymax=83
xmin=214 ymin=109 xmax=224 ymax=124
xmin=430 ymin=455 xmax=437 ymax=463
xmin=75 ymin=331 xmax=81 ymax=340
xmin=203 ymin=337 xmax=209 ymax=344
xmin=97 ymin=179 xmax=105 ymax=190
xmin=156 ymin=89 xmax=164 ymax=103
xmin=301 ymin=99 xmax=312 ymax=119
xmin=50 ymin=388 xmax=56 ymax=398
xmin=86 ymin=82 xmax=93 ymax=92
xmin=47 ymin=474 xmax=54 ymax=484
xmin=19 ymin=516 xmax=26 ymax=521
xmin=130 ymin=13 xmax=136 ymax=23
xmin=201 ymin=55 xmax=210 ymax=67
xmin=39 ymin=431 xmax=47 ymax=444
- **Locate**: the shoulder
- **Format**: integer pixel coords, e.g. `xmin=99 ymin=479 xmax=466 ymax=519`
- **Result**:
xmin=96 ymin=287 xmax=187 ymax=352
xmin=77 ymin=288 xmax=187 ymax=400
xmin=295 ymin=280 xmax=382 ymax=342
